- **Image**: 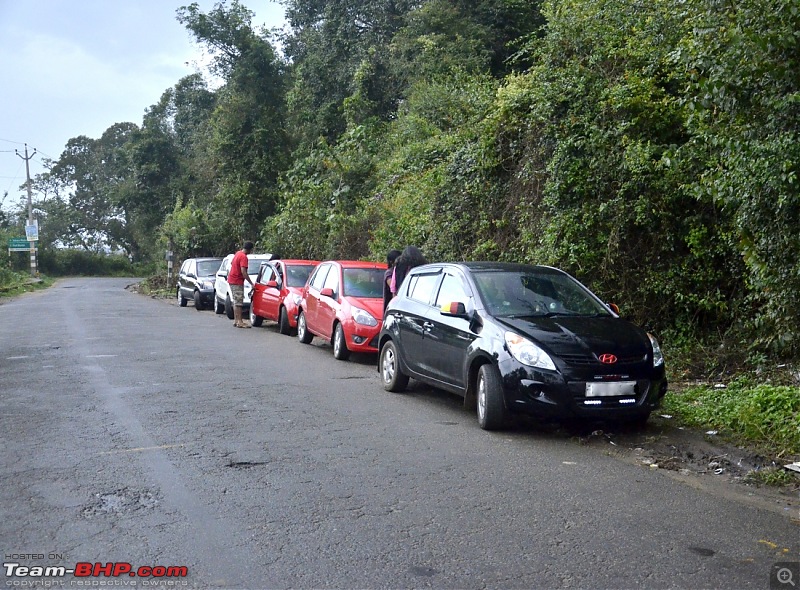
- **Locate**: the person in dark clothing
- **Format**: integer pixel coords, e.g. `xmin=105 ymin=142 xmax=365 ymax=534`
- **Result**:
xmin=383 ymin=249 xmax=402 ymax=313
xmin=390 ymin=246 xmax=427 ymax=298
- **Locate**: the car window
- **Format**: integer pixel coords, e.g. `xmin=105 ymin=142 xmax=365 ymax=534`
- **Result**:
xmin=258 ymin=265 xmax=275 ymax=284
xmin=247 ymin=259 xmax=265 ymax=274
xmin=322 ymin=265 xmax=340 ymax=295
xmin=309 ymin=264 xmax=330 ymax=291
xmin=220 ymin=257 xmax=231 ymax=273
xmin=435 ymin=273 xmax=468 ymax=308
xmin=180 ymin=260 xmax=190 ymax=275
xmin=343 ymin=268 xmax=384 ymax=298
xmin=407 ymin=272 xmax=441 ymax=305
xmin=196 ymin=260 xmax=221 ymax=276
xmin=286 ymin=264 xmax=316 ymax=288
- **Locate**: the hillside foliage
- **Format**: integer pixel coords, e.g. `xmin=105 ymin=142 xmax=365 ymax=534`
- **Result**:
xmin=7 ymin=0 xmax=800 ymax=367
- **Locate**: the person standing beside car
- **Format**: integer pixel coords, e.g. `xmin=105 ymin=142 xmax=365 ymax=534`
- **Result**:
xmin=383 ymin=249 xmax=402 ymax=312
xmin=391 ymin=246 xmax=427 ymax=298
xmin=229 ymin=241 xmax=255 ymax=328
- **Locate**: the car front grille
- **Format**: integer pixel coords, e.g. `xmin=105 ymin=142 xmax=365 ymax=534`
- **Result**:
xmin=559 ymin=353 xmax=648 ymax=367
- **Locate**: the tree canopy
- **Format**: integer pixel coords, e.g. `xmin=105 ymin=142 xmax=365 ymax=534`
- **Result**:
xmin=17 ymin=0 xmax=800 ymax=362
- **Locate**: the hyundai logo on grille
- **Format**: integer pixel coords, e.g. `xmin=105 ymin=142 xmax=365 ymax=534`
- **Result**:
xmin=598 ymin=354 xmax=618 ymax=364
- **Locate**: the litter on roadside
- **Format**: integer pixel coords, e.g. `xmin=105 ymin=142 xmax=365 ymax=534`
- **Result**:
xmin=705 ymin=430 xmax=718 ymax=435
xmin=784 ymin=462 xmax=800 ymax=474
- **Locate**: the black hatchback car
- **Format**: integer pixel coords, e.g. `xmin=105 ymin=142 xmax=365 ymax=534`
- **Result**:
xmin=177 ymin=257 xmax=223 ymax=310
xmin=378 ymin=262 xmax=667 ymax=430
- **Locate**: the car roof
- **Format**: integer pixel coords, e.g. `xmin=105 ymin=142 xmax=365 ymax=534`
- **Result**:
xmin=270 ymin=259 xmax=320 ymax=265
xmin=411 ymin=261 xmax=563 ymax=275
xmin=191 ymin=257 xmax=223 ymax=262
xmin=321 ymin=260 xmax=387 ymax=269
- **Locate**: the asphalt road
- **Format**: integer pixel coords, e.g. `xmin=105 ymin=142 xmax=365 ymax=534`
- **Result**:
xmin=1 ymin=277 xmax=798 ymax=589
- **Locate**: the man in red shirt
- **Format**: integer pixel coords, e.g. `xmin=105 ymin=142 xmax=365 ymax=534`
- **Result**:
xmin=228 ymin=241 xmax=255 ymax=328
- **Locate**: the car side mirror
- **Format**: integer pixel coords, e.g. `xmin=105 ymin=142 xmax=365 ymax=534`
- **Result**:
xmin=440 ymin=301 xmax=469 ymax=318
xmin=320 ymin=287 xmax=335 ymax=298
xmin=607 ymin=302 xmax=620 ymax=315
xmin=266 ymin=279 xmax=279 ymax=289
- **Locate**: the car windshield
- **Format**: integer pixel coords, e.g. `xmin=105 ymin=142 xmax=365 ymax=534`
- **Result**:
xmin=343 ymin=268 xmax=385 ymax=298
xmin=197 ymin=260 xmax=222 ymax=276
xmin=472 ymin=269 xmax=611 ymax=318
xmin=286 ymin=264 xmax=316 ymax=288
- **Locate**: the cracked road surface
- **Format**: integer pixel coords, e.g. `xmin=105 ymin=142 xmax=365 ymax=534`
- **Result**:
xmin=1 ymin=277 xmax=798 ymax=589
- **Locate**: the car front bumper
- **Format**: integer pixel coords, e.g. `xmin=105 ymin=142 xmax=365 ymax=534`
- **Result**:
xmin=345 ymin=324 xmax=382 ymax=353
xmin=497 ymin=357 xmax=668 ymax=420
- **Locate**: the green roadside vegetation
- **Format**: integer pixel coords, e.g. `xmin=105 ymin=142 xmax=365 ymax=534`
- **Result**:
xmin=2 ymin=0 xmax=798 ymax=483
xmin=0 ymin=268 xmax=54 ymax=296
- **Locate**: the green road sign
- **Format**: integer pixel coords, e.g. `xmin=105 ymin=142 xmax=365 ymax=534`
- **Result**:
xmin=8 ymin=237 xmax=33 ymax=250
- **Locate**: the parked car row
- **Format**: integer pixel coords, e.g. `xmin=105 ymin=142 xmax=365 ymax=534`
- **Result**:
xmin=178 ymin=256 xmax=668 ymax=430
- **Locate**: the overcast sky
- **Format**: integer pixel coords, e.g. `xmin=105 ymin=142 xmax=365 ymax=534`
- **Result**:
xmin=0 ymin=0 xmax=286 ymax=215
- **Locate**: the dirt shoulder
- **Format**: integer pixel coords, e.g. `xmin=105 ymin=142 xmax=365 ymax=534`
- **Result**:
xmin=571 ymin=414 xmax=800 ymax=518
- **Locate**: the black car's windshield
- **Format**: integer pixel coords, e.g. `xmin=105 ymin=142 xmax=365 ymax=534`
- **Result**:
xmin=343 ymin=268 xmax=385 ymax=298
xmin=197 ymin=260 xmax=222 ymax=276
xmin=473 ymin=269 xmax=611 ymax=318
xmin=286 ymin=264 xmax=316 ymax=288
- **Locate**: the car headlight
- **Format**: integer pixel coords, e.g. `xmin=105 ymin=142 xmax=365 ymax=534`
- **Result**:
xmin=291 ymin=293 xmax=302 ymax=305
xmin=351 ymin=306 xmax=378 ymax=326
xmin=505 ymin=332 xmax=556 ymax=371
xmin=200 ymin=280 xmax=213 ymax=289
xmin=648 ymin=333 xmax=664 ymax=367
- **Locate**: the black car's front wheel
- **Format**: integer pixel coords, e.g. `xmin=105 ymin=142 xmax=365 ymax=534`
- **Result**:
xmin=193 ymin=290 xmax=204 ymax=311
xmin=380 ymin=340 xmax=409 ymax=392
xmin=477 ymin=364 xmax=507 ymax=430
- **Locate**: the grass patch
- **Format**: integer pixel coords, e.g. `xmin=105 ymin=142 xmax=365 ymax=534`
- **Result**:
xmin=662 ymin=378 xmax=800 ymax=460
xmin=137 ymin=274 xmax=173 ymax=298
xmin=0 ymin=269 xmax=54 ymax=297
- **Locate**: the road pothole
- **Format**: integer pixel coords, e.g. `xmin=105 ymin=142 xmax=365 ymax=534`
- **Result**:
xmin=81 ymin=488 xmax=158 ymax=518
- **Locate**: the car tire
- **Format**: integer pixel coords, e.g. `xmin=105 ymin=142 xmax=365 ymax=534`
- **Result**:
xmin=278 ymin=306 xmax=292 ymax=336
xmin=214 ymin=296 xmax=225 ymax=314
xmin=380 ymin=340 xmax=409 ymax=392
xmin=477 ymin=364 xmax=507 ymax=431
xmin=193 ymin=291 xmax=204 ymax=311
xmin=225 ymin=296 xmax=234 ymax=320
xmin=177 ymin=289 xmax=188 ymax=307
xmin=297 ymin=311 xmax=313 ymax=344
xmin=250 ymin=306 xmax=263 ymax=327
xmin=332 ymin=323 xmax=350 ymax=361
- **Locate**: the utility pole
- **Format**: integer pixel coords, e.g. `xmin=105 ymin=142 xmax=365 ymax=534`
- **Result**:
xmin=15 ymin=144 xmax=38 ymax=277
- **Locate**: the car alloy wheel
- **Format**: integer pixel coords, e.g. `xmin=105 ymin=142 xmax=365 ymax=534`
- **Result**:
xmin=250 ymin=306 xmax=263 ymax=327
xmin=477 ymin=364 xmax=507 ymax=431
xmin=333 ymin=323 xmax=350 ymax=361
xmin=380 ymin=341 xmax=409 ymax=392
xmin=297 ymin=311 xmax=313 ymax=344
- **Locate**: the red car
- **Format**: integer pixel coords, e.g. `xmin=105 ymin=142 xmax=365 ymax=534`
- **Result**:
xmin=250 ymin=259 xmax=320 ymax=334
xmin=297 ymin=260 xmax=388 ymax=360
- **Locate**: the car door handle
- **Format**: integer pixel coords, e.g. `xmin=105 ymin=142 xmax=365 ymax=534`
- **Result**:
xmin=423 ymin=321 xmax=434 ymax=330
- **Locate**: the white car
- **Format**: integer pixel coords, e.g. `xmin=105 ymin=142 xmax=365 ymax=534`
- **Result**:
xmin=214 ymin=253 xmax=273 ymax=319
